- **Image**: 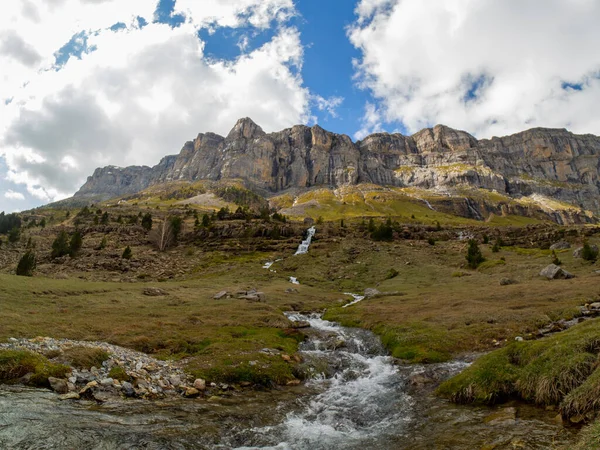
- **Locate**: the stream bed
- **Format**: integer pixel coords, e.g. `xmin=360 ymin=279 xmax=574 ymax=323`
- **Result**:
xmin=0 ymin=313 xmax=580 ymax=449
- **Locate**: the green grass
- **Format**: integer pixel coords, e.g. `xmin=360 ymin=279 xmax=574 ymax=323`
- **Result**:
xmin=0 ymin=350 xmax=70 ymax=387
xmin=437 ymin=319 xmax=600 ymax=420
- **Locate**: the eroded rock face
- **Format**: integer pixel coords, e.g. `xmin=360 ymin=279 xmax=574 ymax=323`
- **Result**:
xmin=74 ymin=118 xmax=600 ymax=214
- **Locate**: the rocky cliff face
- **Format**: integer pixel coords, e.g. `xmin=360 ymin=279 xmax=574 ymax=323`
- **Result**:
xmin=75 ymin=118 xmax=600 ymax=214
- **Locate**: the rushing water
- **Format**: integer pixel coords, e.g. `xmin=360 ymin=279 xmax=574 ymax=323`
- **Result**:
xmin=0 ymin=313 xmax=580 ymax=450
xmin=294 ymin=227 xmax=316 ymax=255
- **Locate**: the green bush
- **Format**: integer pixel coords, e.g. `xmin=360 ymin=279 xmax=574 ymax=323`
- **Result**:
xmin=8 ymin=226 xmax=20 ymax=243
xmin=122 ymin=246 xmax=132 ymax=260
xmin=51 ymin=231 xmax=71 ymax=259
xmin=69 ymin=231 xmax=83 ymax=257
xmin=16 ymin=251 xmax=36 ymax=277
xmin=466 ymin=239 xmax=485 ymax=269
xmin=141 ymin=213 xmax=153 ymax=231
xmin=0 ymin=350 xmax=69 ymax=387
xmin=582 ymin=241 xmax=598 ymax=262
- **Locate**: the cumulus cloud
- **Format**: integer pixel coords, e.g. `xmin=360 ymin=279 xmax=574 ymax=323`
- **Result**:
xmin=0 ymin=0 xmax=311 ymax=204
xmin=350 ymin=0 xmax=600 ymax=137
xmin=4 ymin=190 xmax=25 ymax=201
xmin=313 ymin=95 xmax=344 ymax=119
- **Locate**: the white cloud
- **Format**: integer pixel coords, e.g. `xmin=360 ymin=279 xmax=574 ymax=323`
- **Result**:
xmin=350 ymin=0 xmax=600 ymax=137
xmin=354 ymin=102 xmax=383 ymax=140
xmin=313 ymin=95 xmax=344 ymax=119
xmin=0 ymin=1 xmax=311 ymax=204
xmin=4 ymin=190 xmax=25 ymax=201
xmin=173 ymin=0 xmax=295 ymax=29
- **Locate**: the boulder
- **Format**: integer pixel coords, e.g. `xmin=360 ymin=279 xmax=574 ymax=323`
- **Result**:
xmin=499 ymin=278 xmax=518 ymax=286
xmin=48 ymin=377 xmax=69 ymax=394
xmin=184 ymin=387 xmax=200 ymax=398
xmin=213 ymin=290 xmax=229 ymax=300
xmin=540 ymin=264 xmax=574 ymax=280
xmin=193 ymin=378 xmax=206 ymax=391
xmin=550 ymin=241 xmax=571 ymax=250
xmin=143 ymin=287 xmax=168 ymax=296
xmin=121 ymin=381 xmax=136 ymax=397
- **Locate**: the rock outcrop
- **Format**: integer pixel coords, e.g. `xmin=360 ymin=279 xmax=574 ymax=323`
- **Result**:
xmin=74 ymin=118 xmax=600 ymax=216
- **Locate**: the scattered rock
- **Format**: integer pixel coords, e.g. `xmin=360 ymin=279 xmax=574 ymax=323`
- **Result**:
xmin=550 ymin=241 xmax=571 ymax=250
xmin=484 ymin=407 xmax=517 ymax=426
xmin=285 ymin=288 xmax=298 ymax=294
xmin=286 ymin=379 xmax=301 ymax=386
xmin=48 ymin=377 xmax=69 ymax=394
xmin=539 ymin=264 xmax=574 ymax=280
xmin=515 ymin=336 xmax=524 ymax=342
xmin=364 ymin=288 xmax=381 ymax=298
xmin=58 ymin=393 xmax=80 ymax=401
xmin=213 ymin=290 xmax=229 ymax=300
xmin=143 ymin=287 xmax=169 ymax=296
xmin=281 ymin=354 xmax=291 ymax=362
xmin=121 ymin=381 xmax=136 ymax=398
xmin=193 ymin=378 xmax=206 ymax=391
xmin=184 ymin=387 xmax=200 ymax=398
xmin=499 ymin=278 xmax=518 ymax=286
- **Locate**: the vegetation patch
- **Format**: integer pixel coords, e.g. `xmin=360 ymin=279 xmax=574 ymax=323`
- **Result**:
xmin=0 ymin=350 xmax=69 ymax=387
xmin=61 ymin=346 xmax=110 ymax=370
xmin=437 ymin=319 xmax=600 ymax=420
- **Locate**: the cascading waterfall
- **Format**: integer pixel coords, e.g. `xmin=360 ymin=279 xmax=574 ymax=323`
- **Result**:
xmin=234 ymin=313 xmax=414 ymax=449
xmin=294 ymin=227 xmax=316 ymax=255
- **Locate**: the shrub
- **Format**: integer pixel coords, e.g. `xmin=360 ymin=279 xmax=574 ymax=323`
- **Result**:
xmin=122 ymin=246 xmax=132 ymax=260
xmin=16 ymin=251 xmax=36 ymax=276
xmin=581 ymin=241 xmax=599 ymax=262
xmin=427 ymin=237 xmax=436 ymax=246
xmin=100 ymin=212 xmax=109 ymax=224
xmin=108 ymin=366 xmax=130 ymax=382
xmin=0 ymin=350 xmax=69 ymax=387
xmin=492 ymin=240 xmax=501 ymax=253
xmin=96 ymin=236 xmax=107 ymax=250
xmin=466 ymin=239 xmax=485 ymax=269
xmin=386 ymin=268 xmax=399 ymax=279
xmin=371 ymin=222 xmax=393 ymax=241
xmin=8 ymin=226 xmax=20 ymax=243
xmin=141 ymin=213 xmax=153 ymax=231
xmin=61 ymin=347 xmax=109 ymax=370
xmin=551 ymin=250 xmax=562 ymax=266
xmin=51 ymin=230 xmax=71 ymax=259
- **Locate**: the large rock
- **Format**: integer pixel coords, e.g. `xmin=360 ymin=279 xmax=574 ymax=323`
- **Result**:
xmin=540 ymin=264 xmax=574 ymax=280
xmin=550 ymin=241 xmax=571 ymax=250
xmin=48 ymin=377 xmax=69 ymax=394
xmin=73 ymin=119 xmax=600 ymax=220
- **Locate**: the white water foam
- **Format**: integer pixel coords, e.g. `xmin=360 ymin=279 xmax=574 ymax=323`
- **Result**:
xmin=342 ymin=293 xmax=365 ymax=308
xmin=294 ymin=227 xmax=316 ymax=255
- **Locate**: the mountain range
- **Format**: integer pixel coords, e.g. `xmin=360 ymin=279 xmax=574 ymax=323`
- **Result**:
xmin=73 ymin=118 xmax=600 ymax=224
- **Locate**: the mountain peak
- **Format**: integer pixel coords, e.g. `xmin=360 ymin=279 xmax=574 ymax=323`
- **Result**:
xmin=226 ymin=117 xmax=265 ymax=140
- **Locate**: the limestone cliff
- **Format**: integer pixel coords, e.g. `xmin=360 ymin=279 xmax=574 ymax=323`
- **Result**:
xmin=75 ymin=118 xmax=600 ymax=216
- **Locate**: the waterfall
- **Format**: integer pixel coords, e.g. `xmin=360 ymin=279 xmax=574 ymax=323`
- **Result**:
xmin=294 ymin=227 xmax=316 ymax=255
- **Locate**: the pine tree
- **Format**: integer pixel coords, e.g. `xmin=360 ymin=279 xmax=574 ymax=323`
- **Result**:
xmin=121 ymin=246 xmax=132 ymax=260
xmin=16 ymin=251 xmax=36 ymax=277
xmin=69 ymin=231 xmax=83 ymax=257
xmin=466 ymin=239 xmax=485 ymax=269
xmin=51 ymin=231 xmax=71 ymax=259
xmin=141 ymin=213 xmax=153 ymax=231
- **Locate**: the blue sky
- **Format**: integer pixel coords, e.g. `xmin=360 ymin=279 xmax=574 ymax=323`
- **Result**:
xmin=2 ymin=0 xmax=600 ymax=212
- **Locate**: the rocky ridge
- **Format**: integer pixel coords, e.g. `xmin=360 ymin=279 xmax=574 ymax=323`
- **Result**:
xmin=75 ymin=118 xmax=600 ymax=217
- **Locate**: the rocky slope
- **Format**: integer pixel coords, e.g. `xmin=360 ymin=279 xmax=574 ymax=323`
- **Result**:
xmin=75 ymin=118 xmax=600 ymax=219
